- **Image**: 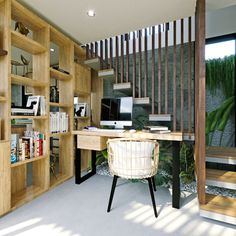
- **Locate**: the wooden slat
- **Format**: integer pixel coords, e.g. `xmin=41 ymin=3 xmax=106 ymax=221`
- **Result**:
xmin=188 ymin=17 xmax=192 ymax=133
xmin=50 ymin=68 xmax=72 ymax=81
xmin=100 ymin=40 xmax=103 ymax=70
xmin=173 ymin=21 xmax=177 ymax=131
xmin=158 ymin=25 xmax=162 ymax=114
xmin=195 ymin=0 xmax=206 ymax=205
xmin=144 ymin=28 xmax=148 ymax=97
xmin=109 ymin=38 xmax=113 ymax=68
xmin=11 ymin=74 xmax=48 ymax=87
xmin=132 ymin=32 xmax=136 ymax=97
xmin=120 ymin=35 xmax=124 ymax=83
xmin=180 ymin=19 xmax=184 ymax=131
xmin=105 ymin=39 xmax=108 ymax=68
xmin=125 ymin=34 xmax=129 ymax=82
xmin=95 ymin=42 xmax=98 ymax=57
xmin=151 ymin=26 xmax=155 ymax=114
xmin=115 ymin=36 xmax=119 ymax=83
xmin=165 ymin=23 xmax=169 ymax=114
xmin=138 ymin=30 xmax=142 ymax=98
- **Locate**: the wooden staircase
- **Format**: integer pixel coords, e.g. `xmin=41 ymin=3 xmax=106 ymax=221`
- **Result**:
xmin=200 ymin=146 xmax=236 ymax=225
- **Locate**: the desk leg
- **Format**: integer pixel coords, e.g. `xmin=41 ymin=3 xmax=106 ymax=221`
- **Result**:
xmin=75 ymin=135 xmax=96 ymax=184
xmin=172 ymin=141 xmax=180 ymax=209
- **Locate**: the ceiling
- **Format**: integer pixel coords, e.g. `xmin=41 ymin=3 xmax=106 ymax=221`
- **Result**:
xmin=19 ymin=0 xmax=236 ymax=44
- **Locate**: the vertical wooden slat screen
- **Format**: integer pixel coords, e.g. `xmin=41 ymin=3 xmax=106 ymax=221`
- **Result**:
xmin=115 ymin=36 xmax=119 ymax=83
xmin=109 ymin=38 xmax=113 ymax=68
xmin=100 ymin=40 xmax=103 ymax=69
xmin=188 ymin=17 xmax=192 ymax=134
xmin=173 ymin=21 xmax=177 ymax=131
xmin=132 ymin=32 xmax=136 ymax=97
xmin=125 ymin=34 xmax=129 ymax=82
xmin=105 ymin=39 xmax=108 ymax=68
xmin=90 ymin=43 xmax=94 ymax=58
xmin=195 ymin=0 xmax=206 ymax=205
xmin=144 ymin=28 xmax=148 ymax=97
xmin=158 ymin=25 xmax=162 ymax=114
xmin=86 ymin=44 xmax=89 ymax=59
xmin=120 ymin=34 xmax=124 ymax=83
xmin=180 ymin=19 xmax=184 ymax=131
xmin=138 ymin=30 xmax=142 ymax=98
xmin=95 ymin=42 xmax=98 ymax=57
xmin=165 ymin=23 xmax=169 ymax=114
xmin=151 ymin=26 xmax=155 ymax=114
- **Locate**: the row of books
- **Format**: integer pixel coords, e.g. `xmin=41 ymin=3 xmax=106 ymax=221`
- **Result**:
xmin=50 ymin=112 xmax=69 ymax=133
xmin=11 ymin=131 xmax=45 ymax=164
xmin=11 ymin=95 xmax=46 ymax=116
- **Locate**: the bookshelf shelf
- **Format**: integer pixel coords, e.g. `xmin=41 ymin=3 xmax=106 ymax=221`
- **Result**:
xmin=50 ymin=173 xmax=71 ymax=188
xmin=49 ymin=102 xmax=72 ymax=108
xmin=11 ymin=185 xmax=45 ymax=210
xmin=49 ymin=132 xmax=71 ymax=137
xmin=11 ymin=74 xmax=48 ymax=87
xmin=11 ymin=115 xmax=48 ymax=120
xmin=11 ymin=31 xmax=46 ymax=54
xmin=74 ymin=116 xmax=90 ymax=120
xmin=50 ymin=68 xmax=72 ymax=81
xmin=0 ymin=96 xmax=6 ymax=102
xmin=74 ymin=90 xmax=90 ymax=97
xmin=11 ymin=155 xmax=48 ymax=168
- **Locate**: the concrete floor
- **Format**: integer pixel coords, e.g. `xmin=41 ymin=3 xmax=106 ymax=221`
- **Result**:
xmin=0 ymin=175 xmax=235 ymax=236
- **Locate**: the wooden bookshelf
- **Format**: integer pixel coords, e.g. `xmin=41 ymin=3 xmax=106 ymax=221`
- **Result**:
xmin=50 ymin=67 xmax=72 ymax=81
xmin=49 ymin=132 xmax=71 ymax=137
xmin=11 ymin=74 xmax=48 ymax=87
xmin=11 ymin=115 xmax=48 ymax=120
xmin=11 ymin=31 xmax=46 ymax=54
xmin=50 ymin=173 xmax=71 ymax=188
xmin=74 ymin=116 xmax=90 ymax=120
xmin=49 ymin=102 xmax=72 ymax=108
xmin=11 ymin=155 xmax=48 ymax=168
xmin=0 ymin=96 xmax=6 ymax=102
xmin=0 ymin=49 xmax=7 ymax=56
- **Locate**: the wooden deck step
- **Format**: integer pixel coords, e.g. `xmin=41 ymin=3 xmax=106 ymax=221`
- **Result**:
xmin=149 ymin=114 xmax=172 ymax=121
xmin=200 ymin=194 xmax=236 ymax=225
xmin=206 ymin=169 xmax=236 ymax=190
xmin=133 ymin=97 xmax=150 ymax=105
xmin=206 ymin=146 xmax=236 ymax=165
xmin=98 ymin=68 xmax=115 ymax=79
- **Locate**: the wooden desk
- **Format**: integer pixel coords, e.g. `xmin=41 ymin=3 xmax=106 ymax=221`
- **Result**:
xmin=73 ymin=130 xmax=183 ymax=209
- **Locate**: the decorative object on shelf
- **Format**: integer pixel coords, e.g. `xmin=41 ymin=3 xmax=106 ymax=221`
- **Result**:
xmin=50 ymin=86 xmax=59 ymax=103
xmin=24 ymin=72 xmax=33 ymax=95
xmin=11 ymin=60 xmax=24 ymax=74
xmin=74 ymin=103 xmax=87 ymax=117
xmin=15 ymin=22 xmax=30 ymax=36
xmin=21 ymin=55 xmax=30 ymax=76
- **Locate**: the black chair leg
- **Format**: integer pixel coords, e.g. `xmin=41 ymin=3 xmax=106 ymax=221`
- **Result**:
xmin=152 ymin=176 xmax=156 ymax=192
xmin=147 ymin=178 xmax=158 ymax=218
xmin=107 ymin=175 xmax=118 ymax=212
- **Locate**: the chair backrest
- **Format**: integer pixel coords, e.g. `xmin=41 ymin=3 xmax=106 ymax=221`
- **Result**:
xmin=107 ymin=138 xmax=159 ymax=179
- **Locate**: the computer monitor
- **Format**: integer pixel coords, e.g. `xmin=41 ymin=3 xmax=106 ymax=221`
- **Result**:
xmin=100 ymin=97 xmax=133 ymax=129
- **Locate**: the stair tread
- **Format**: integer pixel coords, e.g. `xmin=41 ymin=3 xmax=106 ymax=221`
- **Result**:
xmin=200 ymin=194 xmax=236 ymax=217
xmin=206 ymin=169 xmax=236 ymax=183
xmin=206 ymin=146 xmax=236 ymax=160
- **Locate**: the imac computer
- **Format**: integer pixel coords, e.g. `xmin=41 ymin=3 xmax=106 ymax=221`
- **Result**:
xmin=100 ymin=97 xmax=133 ymax=129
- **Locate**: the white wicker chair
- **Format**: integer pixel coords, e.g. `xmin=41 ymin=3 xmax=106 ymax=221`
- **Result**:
xmin=107 ymin=138 xmax=159 ymax=217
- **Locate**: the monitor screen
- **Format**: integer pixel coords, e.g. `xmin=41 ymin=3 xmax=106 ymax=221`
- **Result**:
xmin=100 ymin=97 xmax=133 ymax=128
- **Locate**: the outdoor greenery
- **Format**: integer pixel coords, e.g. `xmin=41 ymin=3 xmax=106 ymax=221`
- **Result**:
xmin=206 ymin=55 xmax=235 ymax=146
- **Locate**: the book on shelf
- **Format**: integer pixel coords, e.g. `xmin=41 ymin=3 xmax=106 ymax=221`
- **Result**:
xmin=74 ymin=103 xmax=87 ymax=117
xmin=143 ymin=126 xmax=169 ymax=131
xmin=50 ymin=112 xmax=69 ymax=133
xmin=11 ymin=131 xmax=45 ymax=163
xmin=11 ymin=95 xmax=46 ymax=116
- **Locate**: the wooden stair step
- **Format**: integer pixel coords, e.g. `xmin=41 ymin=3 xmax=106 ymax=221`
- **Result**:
xmin=98 ymin=68 xmax=115 ymax=79
xmin=84 ymin=57 xmax=101 ymax=70
xmin=206 ymin=146 xmax=236 ymax=165
xmin=206 ymin=169 xmax=236 ymax=190
xmin=133 ymin=97 xmax=150 ymax=105
xmin=113 ymin=82 xmax=132 ymax=91
xmin=149 ymin=114 xmax=172 ymax=121
xmin=200 ymin=194 xmax=236 ymax=225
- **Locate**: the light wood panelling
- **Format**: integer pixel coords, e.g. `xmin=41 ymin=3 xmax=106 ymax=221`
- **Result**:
xmin=11 ymin=74 xmax=48 ymax=87
xmin=11 ymin=155 xmax=47 ymax=168
xmin=50 ymin=68 xmax=72 ymax=81
xmin=77 ymin=135 xmax=108 ymax=151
